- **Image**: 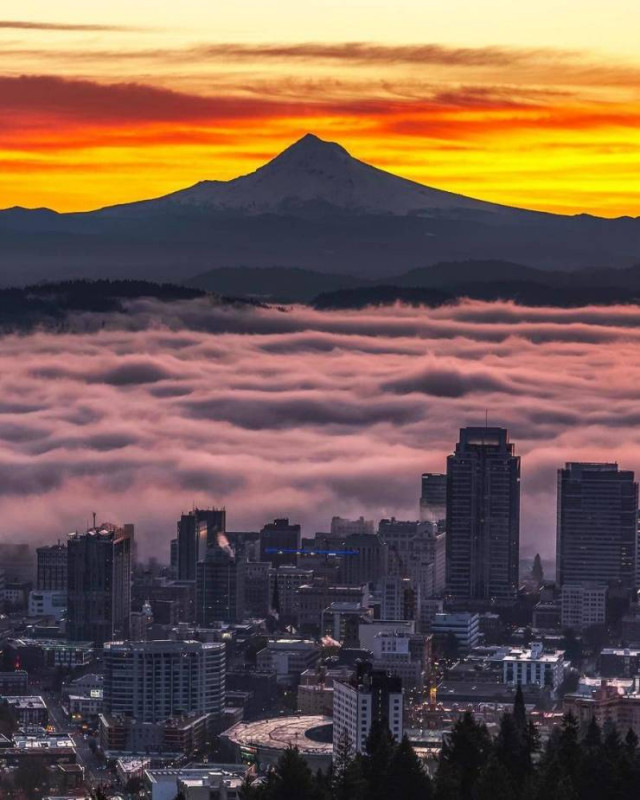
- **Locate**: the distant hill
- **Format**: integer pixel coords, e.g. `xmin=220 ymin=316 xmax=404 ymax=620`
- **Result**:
xmin=0 ymin=280 xmax=256 ymax=333
xmin=187 ymin=266 xmax=365 ymax=303
xmin=185 ymin=260 xmax=640 ymax=306
xmin=2 ymin=134 xmax=640 ymax=286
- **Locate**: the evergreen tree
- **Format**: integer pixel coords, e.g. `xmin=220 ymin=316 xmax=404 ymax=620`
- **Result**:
xmin=476 ymin=754 xmax=515 ymax=800
xmin=260 ymin=746 xmax=316 ymax=800
xmin=332 ymin=730 xmax=367 ymax=800
xmin=388 ymin=735 xmax=432 ymax=800
xmin=435 ymin=711 xmax=491 ymax=800
xmin=361 ymin=720 xmax=396 ymax=800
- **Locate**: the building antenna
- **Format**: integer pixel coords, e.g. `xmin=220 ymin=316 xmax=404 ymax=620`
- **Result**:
xmin=485 ymin=408 xmax=488 ymax=428
xmin=92 ymin=511 xmax=97 ymax=529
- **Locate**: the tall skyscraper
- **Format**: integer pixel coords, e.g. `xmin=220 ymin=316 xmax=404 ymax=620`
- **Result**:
xmin=446 ymin=427 xmax=520 ymax=602
xmin=556 ymin=462 xmax=639 ymax=589
xmin=177 ymin=508 xmax=226 ymax=581
xmin=67 ymin=523 xmax=133 ymax=645
xmin=420 ymin=473 xmax=447 ymax=524
xmin=36 ymin=543 xmax=67 ymax=591
xmin=259 ymin=518 xmax=301 ymax=568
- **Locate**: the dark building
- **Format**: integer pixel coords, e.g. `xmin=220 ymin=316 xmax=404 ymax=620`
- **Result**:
xmin=446 ymin=427 xmax=520 ymax=603
xmin=196 ymin=547 xmax=246 ymax=624
xmin=420 ymin=472 xmax=447 ymax=524
xmin=67 ymin=524 xmax=133 ymax=646
xmin=36 ymin=543 xmax=67 ymax=591
xmin=170 ymin=538 xmax=178 ymax=577
xmin=259 ymin=518 xmax=301 ymax=568
xmin=177 ymin=508 xmax=226 ymax=581
xmin=338 ymin=533 xmax=388 ymax=587
xmin=556 ymin=462 xmax=639 ymax=589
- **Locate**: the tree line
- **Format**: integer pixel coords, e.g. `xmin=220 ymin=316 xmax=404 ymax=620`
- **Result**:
xmin=241 ymin=686 xmax=640 ymax=800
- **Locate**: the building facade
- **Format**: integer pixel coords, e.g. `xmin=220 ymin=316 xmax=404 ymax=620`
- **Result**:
xmin=36 ymin=543 xmax=67 ymax=591
xmin=556 ymin=462 xmax=638 ymax=589
xmin=333 ymin=664 xmax=403 ymax=756
xmin=67 ymin=523 xmax=133 ymax=646
xmin=259 ymin=518 xmax=301 ymax=568
xmin=177 ymin=508 xmax=226 ymax=582
xmin=102 ymin=639 xmax=225 ymax=723
xmin=446 ymin=427 xmax=520 ymax=603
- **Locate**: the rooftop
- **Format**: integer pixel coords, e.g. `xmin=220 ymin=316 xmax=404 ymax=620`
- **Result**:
xmin=222 ymin=715 xmax=333 ymax=755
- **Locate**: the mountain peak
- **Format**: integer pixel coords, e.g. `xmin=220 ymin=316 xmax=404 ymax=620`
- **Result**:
xmin=265 ymin=133 xmax=352 ymax=171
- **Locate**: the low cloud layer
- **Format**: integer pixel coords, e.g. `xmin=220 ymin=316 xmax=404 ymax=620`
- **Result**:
xmin=2 ymin=298 xmax=640 ymax=564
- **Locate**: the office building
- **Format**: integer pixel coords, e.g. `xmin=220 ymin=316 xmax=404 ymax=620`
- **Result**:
xmin=561 ymin=584 xmax=607 ymax=630
xmin=431 ymin=612 xmax=480 ymax=650
xmin=297 ymin=583 xmax=369 ymax=631
xmin=103 ymin=639 xmax=225 ymax=722
xmin=500 ymin=642 xmax=566 ymax=689
xmin=28 ymin=589 xmax=66 ymax=620
xmin=599 ymin=648 xmax=640 ymax=678
xmin=244 ymin=561 xmax=271 ymax=617
xmin=177 ymin=508 xmax=226 ymax=581
xmin=340 ymin=533 xmax=387 ymax=587
xmin=330 ymin=517 xmax=374 ymax=537
xmin=259 ymin=518 xmax=301 ymax=568
xmin=420 ymin=473 xmax=447 ymax=524
xmin=446 ymin=427 xmax=520 ymax=602
xmin=556 ymin=462 xmax=638 ymax=589
xmin=195 ymin=547 xmax=245 ymax=625
xmin=36 ymin=543 xmax=67 ymax=591
xmin=269 ymin=566 xmax=314 ymax=620
xmin=371 ymin=632 xmax=424 ymax=689
xmin=378 ymin=576 xmax=418 ymax=621
xmin=67 ymin=523 xmax=133 ymax=646
xmin=256 ymin=639 xmax=320 ymax=683
xmin=333 ymin=663 xmax=403 ymax=756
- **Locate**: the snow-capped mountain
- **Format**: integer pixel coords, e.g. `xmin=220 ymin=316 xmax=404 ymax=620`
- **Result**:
xmin=101 ymin=133 xmax=514 ymax=218
xmin=1 ymin=133 xmax=640 ymax=287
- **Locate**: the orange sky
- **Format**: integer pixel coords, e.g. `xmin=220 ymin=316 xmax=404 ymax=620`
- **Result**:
xmin=3 ymin=1 xmax=640 ymax=215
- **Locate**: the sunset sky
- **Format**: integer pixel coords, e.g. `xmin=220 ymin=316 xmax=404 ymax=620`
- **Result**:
xmin=4 ymin=0 xmax=640 ymax=215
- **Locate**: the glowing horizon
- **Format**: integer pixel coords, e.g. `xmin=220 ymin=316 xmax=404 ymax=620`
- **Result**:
xmin=4 ymin=2 xmax=640 ymax=216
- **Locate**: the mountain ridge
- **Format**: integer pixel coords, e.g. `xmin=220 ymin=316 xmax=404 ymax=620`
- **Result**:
xmin=2 ymin=133 xmax=640 ymax=286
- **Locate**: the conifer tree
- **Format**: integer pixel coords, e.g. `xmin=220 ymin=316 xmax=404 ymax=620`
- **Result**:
xmin=388 ymin=735 xmax=432 ymax=800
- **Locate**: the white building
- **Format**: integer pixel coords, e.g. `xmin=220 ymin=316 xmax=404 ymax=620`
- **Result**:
xmin=145 ymin=766 xmax=247 ymax=800
xmin=333 ymin=665 xmax=403 ymax=757
xmin=561 ymin=584 xmax=607 ymax=630
xmin=358 ymin=619 xmax=415 ymax=652
xmin=371 ymin=631 xmax=423 ymax=689
xmin=378 ymin=576 xmax=417 ymax=621
xmin=500 ymin=642 xmax=566 ymax=689
xmin=28 ymin=590 xmax=67 ymax=620
xmin=256 ymin=639 xmax=320 ymax=683
xmin=431 ymin=612 xmax=480 ymax=649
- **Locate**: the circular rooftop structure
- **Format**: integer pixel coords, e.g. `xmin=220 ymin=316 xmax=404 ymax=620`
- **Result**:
xmin=222 ymin=715 xmax=333 ymax=771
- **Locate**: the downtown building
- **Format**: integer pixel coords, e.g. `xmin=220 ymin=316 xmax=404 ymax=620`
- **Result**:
xmin=100 ymin=639 xmax=225 ymax=756
xmin=333 ymin=662 xmax=403 ymax=757
xmin=556 ymin=462 xmax=639 ymax=590
xmin=259 ymin=518 xmax=301 ymax=568
xmin=36 ymin=543 xmax=67 ymax=591
xmin=446 ymin=427 xmax=520 ymax=604
xmin=176 ymin=508 xmax=226 ymax=582
xmin=67 ymin=523 xmax=133 ymax=646
xmin=195 ymin=546 xmax=245 ymax=625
